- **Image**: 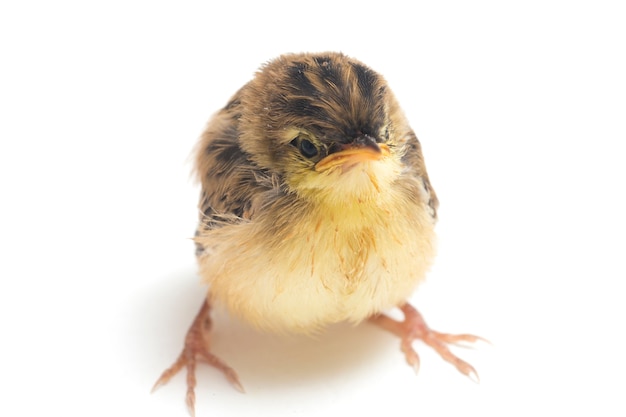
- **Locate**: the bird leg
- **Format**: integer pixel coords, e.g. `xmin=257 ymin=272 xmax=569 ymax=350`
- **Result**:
xmin=152 ymin=299 xmax=243 ymax=417
xmin=369 ymin=302 xmax=486 ymax=382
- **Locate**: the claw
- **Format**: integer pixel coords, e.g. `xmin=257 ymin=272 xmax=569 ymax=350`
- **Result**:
xmin=400 ymin=339 xmax=421 ymax=373
xmin=152 ymin=300 xmax=243 ymax=416
xmin=186 ymin=389 xmax=196 ymax=417
xmin=432 ymin=331 xmax=491 ymax=347
xmin=370 ymin=302 xmax=484 ymax=382
xmin=467 ymin=367 xmax=480 ymax=384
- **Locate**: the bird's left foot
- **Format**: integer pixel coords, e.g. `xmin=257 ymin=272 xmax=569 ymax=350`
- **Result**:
xmin=369 ymin=302 xmax=487 ymax=381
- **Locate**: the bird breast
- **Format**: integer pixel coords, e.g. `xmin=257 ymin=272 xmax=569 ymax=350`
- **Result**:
xmin=196 ymin=179 xmax=436 ymax=334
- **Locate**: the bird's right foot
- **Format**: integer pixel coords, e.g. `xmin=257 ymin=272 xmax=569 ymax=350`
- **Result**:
xmin=152 ymin=300 xmax=243 ymax=417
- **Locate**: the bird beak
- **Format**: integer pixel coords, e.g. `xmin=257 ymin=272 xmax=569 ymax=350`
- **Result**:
xmin=315 ymin=135 xmax=390 ymax=172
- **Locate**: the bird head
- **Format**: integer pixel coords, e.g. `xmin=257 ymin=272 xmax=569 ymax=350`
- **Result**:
xmin=237 ymin=52 xmax=414 ymax=205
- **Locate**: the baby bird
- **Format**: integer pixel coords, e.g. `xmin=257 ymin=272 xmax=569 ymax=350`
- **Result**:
xmin=153 ymin=52 xmax=483 ymax=415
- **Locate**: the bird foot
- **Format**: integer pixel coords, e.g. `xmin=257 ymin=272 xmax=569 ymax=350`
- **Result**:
xmin=370 ymin=302 xmax=486 ymax=382
xmin=152 ymin=300 xmax=243 ymax=417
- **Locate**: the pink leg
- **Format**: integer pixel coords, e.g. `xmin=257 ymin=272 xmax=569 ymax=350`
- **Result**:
xmin=152 ymin=300 xmax=243 ymax=417
xmin=370 ymin=302 xmax=487 ymax=382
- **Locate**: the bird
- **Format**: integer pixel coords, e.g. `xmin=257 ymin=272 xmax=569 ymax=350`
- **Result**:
xmin=152 ymin=52 xmax=484 ymax=416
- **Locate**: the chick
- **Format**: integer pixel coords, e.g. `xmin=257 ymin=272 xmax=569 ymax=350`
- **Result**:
xmin=153 ymin=52 xmax=484 ymax=415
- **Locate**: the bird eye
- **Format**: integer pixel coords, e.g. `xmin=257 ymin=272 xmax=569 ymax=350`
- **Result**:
xmin=291 ymin=136 xmax=319 ymax=159
xmin=299 ymin=139 xmax=318 ymax=158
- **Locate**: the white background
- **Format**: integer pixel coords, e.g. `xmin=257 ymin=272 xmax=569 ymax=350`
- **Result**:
xmin=1 ymin=1 xmax=625 ymax=416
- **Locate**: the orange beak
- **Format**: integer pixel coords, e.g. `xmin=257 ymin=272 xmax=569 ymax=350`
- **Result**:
xmin=315 ymin=137 xmax=390 ymax=173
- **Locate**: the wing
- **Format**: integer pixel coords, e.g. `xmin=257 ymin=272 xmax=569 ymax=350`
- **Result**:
xmin=193 ymin=92 xmax=278 ymax=256
xmin=401 ymin=130 xmax=439 ymax=220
